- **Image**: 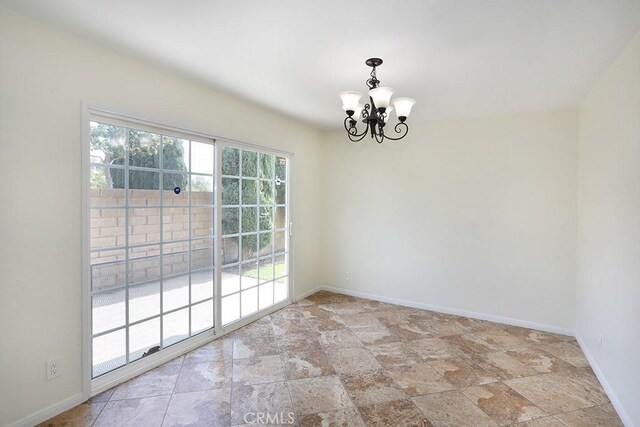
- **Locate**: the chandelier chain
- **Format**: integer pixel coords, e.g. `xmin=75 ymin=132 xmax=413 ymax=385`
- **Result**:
xmin=366 ymin=66 xmax=380 ymax=90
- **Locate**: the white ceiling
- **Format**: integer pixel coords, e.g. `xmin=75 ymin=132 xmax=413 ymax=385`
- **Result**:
xmin=2 ymin=0 xmax=639 ymax=128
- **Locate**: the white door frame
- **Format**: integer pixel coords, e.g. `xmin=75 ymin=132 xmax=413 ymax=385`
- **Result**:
xmin=81 ymin=102 xmax=294 ymax=398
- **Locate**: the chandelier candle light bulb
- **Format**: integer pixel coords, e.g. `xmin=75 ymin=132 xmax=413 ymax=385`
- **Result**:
xmin=339 ymin=58 xmax=415 ymax=143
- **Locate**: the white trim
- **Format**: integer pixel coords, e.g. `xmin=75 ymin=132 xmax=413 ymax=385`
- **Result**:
xmin=87 ymin=112 xmax=213 ymax=145
xmin=8 ymin=393 xmax=85 ymax=427
xmin=214 ymin=143 xmax=223 ymax=335
xmin=286 ymin=154 xmax=295 ymax=306
xmin=86 ymin=104 xmax=295 ymax=157
xmin=575 ymin=334 xmax=634 ymax=427
xmin=81 ymin=101 xmax=92 ymax=402
xmin=321 ymin=285 xmax=575 ymax=336
xmin=294 ymin=285 xmax=324 ymax=302
xmin=217 ymin=138 xmax=295 ymax=160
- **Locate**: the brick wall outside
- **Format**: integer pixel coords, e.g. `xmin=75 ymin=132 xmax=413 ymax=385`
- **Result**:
xmin=90 ymin=188 xmax=213 ymax=291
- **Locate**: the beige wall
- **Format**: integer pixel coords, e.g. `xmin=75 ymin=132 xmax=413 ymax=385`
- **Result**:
xmin=577 ymin=31 xmax=640 ymax=425
xmin=0 ymin=9 xmax=322 ymax=426
xmin=321 ymin=109 xmax=578 ymax=330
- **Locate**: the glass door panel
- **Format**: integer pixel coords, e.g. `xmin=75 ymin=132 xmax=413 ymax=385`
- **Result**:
xmin=89 ymin=119 xmax=216 ymax=378
xmin=220 ymin=145 xmax=290 ymax=326
xmin=220 ymin=147 xmax=243 ymax=325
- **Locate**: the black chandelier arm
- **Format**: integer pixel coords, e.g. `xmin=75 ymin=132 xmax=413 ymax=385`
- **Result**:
xmin=378 ymin=122 xmax=409 ymax=141
xmin=343 ymin=116 xmax=369 ymax=142
xmin=347 ymin=126 xmax=370 ymax=142
xmin=343 ymin=116 xmax=354 ymax=133
xmin=343 ymin=116 xmax=360 ymax=135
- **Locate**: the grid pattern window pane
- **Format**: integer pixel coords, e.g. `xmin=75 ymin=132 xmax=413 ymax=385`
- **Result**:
xmin=89 ymin=120 xmax=215 ymax=378
xmin=220 ymin=145 xmax=290 ymax=326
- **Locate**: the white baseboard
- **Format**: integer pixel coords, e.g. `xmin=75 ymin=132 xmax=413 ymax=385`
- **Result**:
xmin=320 ymin=285 xmax=575 ymax=336
xmin=294 ymin=285 xmax=324 ymax=302
xmin=575 ymin=334 xmax=634 ymax=427
xmin=9 ymin=393 xmax=85 ymax=427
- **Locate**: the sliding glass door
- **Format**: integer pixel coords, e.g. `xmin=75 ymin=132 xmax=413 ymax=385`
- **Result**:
xmin=89 ymin=120 xmax=216 ymax=378
xmin=87 ymin=113 xmax=291 ymax=380
xmin=219 ymin=146 xmax=290 ymax=326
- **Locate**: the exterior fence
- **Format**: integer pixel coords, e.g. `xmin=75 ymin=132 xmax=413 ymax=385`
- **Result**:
xmin=90 ymin=188 xmax=214 ymax=291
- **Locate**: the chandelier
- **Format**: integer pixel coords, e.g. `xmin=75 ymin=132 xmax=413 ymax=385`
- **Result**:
xmin=339 ymin=58 xmax=416 ymax=143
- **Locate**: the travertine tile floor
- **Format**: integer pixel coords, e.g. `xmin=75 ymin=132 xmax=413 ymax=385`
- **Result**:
xmin=41 ymin=291 xmax=622 ymax=427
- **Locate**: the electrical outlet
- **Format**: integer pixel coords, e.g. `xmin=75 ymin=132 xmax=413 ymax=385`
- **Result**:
xmin=47 ymin=358 xmax=61 ymax=380
xmin=344 ymin=271 xmax=350 ymax=281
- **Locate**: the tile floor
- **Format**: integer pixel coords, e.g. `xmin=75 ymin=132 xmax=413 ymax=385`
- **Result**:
xmin=40 ymin=291 xmax=622 ymax=426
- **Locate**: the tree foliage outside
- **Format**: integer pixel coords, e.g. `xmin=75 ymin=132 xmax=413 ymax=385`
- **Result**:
xmin=221 ymin=147 xmax=277 ymax=256
xmin=90 ymin=122 xmax=188 ymax=190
